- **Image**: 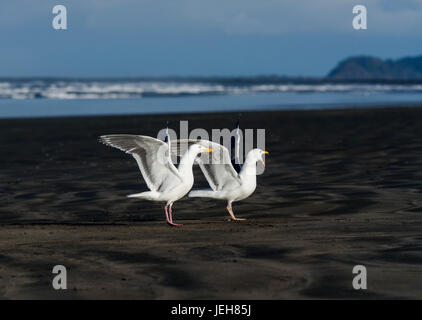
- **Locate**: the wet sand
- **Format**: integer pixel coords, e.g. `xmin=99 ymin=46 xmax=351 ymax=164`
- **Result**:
xmin=1 ymin=107 xmax=422 ymax=299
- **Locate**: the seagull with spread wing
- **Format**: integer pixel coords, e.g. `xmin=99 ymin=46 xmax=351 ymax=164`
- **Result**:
xmin=171 ymin=139 xmax=268 ymax=221
xmin=99 ymin=134 xmax=212 ymax=226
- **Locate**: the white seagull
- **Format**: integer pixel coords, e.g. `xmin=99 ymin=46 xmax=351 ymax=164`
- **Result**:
xmin=99 ymin=135 xmax=212 ymax=226
xmin=171 ymin=140 xmax=268 ymax=221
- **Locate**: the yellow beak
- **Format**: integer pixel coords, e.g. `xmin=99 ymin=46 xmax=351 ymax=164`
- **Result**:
xmin=205 ymin=148 xmax=213 ymax=153
xmin=261 ymin=151 xmax=268 ymax=166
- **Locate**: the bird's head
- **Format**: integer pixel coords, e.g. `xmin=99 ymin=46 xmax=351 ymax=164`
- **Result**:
xmin=190 ymin=143 xmax=213 ymax=155
xmin=249 ymin=148 xmax=269 ymax=166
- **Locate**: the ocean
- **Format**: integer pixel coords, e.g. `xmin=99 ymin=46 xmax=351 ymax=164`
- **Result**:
xmin=1 ymin=78 xmax=422 ymax=118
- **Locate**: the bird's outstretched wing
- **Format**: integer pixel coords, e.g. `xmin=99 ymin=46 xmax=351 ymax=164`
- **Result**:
xmin=100 ymin=135 xmax=182 ymax=192
xmin=171 ymin=139 xmax=241 ymax=191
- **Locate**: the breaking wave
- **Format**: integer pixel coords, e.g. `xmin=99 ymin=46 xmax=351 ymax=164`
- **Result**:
xmin=1 ymin=79 xmax=422 ymax=99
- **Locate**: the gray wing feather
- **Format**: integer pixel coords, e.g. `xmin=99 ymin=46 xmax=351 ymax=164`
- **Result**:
xmin=171 ymin=139 xmax=241 ymax=191
xmin=100 ymin=134 xmax=182 ymax=191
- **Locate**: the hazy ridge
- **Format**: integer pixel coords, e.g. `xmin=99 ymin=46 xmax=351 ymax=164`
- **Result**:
xmin=328 ymin=55 xmax=422 ymax=80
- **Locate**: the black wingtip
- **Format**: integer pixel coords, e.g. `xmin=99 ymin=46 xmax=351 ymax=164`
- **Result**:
xmin=163 ymin=121 xmax=170 ymax=143
xmin=235 ymin=113 xmax=241 ymax=128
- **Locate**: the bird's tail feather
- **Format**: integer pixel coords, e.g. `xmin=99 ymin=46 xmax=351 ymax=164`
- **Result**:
xmin=127 ymin=191 xmax=159 ymax=200
xmin=189 ymin=189 xmax=223 ymax=199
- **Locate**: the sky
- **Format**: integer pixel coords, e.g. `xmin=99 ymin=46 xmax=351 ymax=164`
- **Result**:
xmin=1 ymin=0 xmax=422 ymax=77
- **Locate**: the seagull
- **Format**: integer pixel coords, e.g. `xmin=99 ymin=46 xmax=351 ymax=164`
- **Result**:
xmin=99 ymin=134 xmax=212 ymax=226
xmin=171 ymin=140 xmax=268 ymax=221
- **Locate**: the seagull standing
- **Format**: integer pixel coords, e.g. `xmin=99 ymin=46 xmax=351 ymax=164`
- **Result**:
xmin=99 ymin=135 xmax=212 ymax=226
xmin=172 ymin=140 xmax=268 ymax=221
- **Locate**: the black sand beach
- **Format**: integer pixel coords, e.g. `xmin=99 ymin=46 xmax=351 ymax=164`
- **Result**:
xmin=1 ymin=107 xmax=422 ymax=299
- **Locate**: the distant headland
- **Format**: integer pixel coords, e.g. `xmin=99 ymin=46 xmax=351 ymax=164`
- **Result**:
xmin=327 ymin=55 xmax=422 ymax=80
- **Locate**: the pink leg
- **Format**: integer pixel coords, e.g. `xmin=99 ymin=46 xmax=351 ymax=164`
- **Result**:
xmin=168 ymin=204 xmax=173 ymax=223
xmin=165 ymin=204 xmax=182 ymax=227
xmin=169 ymin=204 xmax=183 ymax=226
xmin=164 ymin=205 xmax=171 ymax=224
xmin=226 ymin=204 xmax=246 ymax=221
